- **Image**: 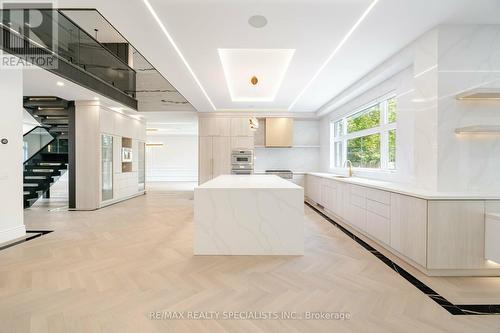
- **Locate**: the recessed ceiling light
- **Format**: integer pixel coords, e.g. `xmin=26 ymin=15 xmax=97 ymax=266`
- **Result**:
xmin=250 ymin=76 xmax=258 ymax=86
xmin=248 ymin=15 xmax=268 ymax=28
xmin=56 ymin=81 xmax=65 ymax=86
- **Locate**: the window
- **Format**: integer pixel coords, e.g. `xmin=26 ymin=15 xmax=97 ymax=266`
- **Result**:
xmin=331 ymin=96 xmax=397 ymax=170
xmin=347 ymin=104 xmax=380 ymax=133
xmin=347 ymin=133 xmax=381 ymax=168
xmin=387 ymin=97 xmax=397 ymax=123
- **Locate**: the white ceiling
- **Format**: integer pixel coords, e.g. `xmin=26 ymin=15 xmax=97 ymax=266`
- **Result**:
xmin=53 ymin=0 xmax=500 ymax=114
xmin=218 ymin=48 xmax=295 ymax=102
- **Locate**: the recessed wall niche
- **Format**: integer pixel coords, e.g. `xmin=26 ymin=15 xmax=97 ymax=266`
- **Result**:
xmin=122 ymin=137 xmax=133 ymax=173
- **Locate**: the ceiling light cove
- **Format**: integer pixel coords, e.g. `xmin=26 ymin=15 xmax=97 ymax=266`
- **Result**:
xmin=288 ymin=0 xmax=379 ymax=111
xmin=218 ymin=48 xmax=295 ymax=102
xmin=142 ymin=0 xmax=216 ymax=111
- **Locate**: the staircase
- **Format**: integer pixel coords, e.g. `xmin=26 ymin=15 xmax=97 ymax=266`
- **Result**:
xmin=23 ymin=97 xmax=70 ymax=208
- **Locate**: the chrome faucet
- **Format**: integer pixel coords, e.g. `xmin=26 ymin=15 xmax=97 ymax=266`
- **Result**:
xmin=343 ymin=160 xmax=353 ymax=177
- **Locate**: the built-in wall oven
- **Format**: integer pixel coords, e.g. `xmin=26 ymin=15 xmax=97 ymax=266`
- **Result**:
xmin=231 ymin=150 xmax=254 ymax=175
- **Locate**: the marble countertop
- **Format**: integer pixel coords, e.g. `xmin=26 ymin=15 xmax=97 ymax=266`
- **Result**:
xmin=307 ymin=172 xmax=500 ymax=200
xmin=198 ymin=175 xmax=302 ymax=189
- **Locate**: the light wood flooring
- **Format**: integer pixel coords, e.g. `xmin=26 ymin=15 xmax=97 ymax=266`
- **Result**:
xmin=1 ymin=182 xmax=499 ymax=332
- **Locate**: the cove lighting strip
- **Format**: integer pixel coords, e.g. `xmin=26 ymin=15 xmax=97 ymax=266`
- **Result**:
xmin=288 ymin=0 xmax=379 ymax=111
xmin=143 ymin=0 xmax=217 ymax=111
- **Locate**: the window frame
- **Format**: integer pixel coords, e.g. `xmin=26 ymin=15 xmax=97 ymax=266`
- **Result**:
xmin=330 ymin=93 xmax=397 ymax=172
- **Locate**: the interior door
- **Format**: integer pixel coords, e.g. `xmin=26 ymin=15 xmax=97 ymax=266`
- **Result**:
xmin=199 ymin=137 xmax=213 ymax=184
xmin=212 ymin=136 xmax=231 ymax=178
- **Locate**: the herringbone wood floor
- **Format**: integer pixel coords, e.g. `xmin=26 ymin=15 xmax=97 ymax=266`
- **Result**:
xmin=1 ymin=183 xmax=499 ymax=332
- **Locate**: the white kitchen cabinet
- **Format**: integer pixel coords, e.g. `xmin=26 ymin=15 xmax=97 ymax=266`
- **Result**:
xmin=390 ymin=193 xmax=427 ymax=267
xmin=305 ymin=173 xmax=500 ymax=276
xmin=320 ymin=179 xmax=332 ymax=210
xmin=365 ymin=192 xmax=391 ymax=245
xmin=306 ymin=175 xmax=321 ymax=203
xmin=347 ymin=185 xmax=367 ymax=231
xmin=230 ymin=118 xmax=254 ymax=137
xmin=427 ymin=201 xmax=485 ymax=269
xmin=199 ymin=117 xmax=256 ymax=185
xmin=231 ymin=136 xmax=254 ymax=150
xmin=199 ymin=137 xmax=213 ymax=184
xmin=199 ymin=117 xmax=231 ymax=137
xmin=485 ymin=214 xmax=500 ymax=263
xmin=198 ymin=136 xmax=231 ymax=184
xmin=212 ymin=137 xmax=232 ymax=179
xmin=366 ymin=211 xmax=391 ymax=245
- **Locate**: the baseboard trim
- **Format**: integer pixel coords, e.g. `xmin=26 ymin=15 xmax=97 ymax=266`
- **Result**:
xmin=0 ymin=225 xmax=26 ymax=245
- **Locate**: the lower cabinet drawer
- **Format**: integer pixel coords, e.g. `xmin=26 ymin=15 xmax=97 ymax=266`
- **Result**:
xmin=366 ymin=211 xmax=390 ymax=245
xmin=366 ymin=199 xmax=390 ymax=218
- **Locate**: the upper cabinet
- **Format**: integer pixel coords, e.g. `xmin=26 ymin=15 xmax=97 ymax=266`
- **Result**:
xmin=265 ymin=118 xmax=294 ymax=147
xmin=199 ymin=117 xmax=231 ymax=137
xmin=199 ymin=117 xmax=256 ymax=137
xmin=230 ymin=118 xmax=254 ymax=137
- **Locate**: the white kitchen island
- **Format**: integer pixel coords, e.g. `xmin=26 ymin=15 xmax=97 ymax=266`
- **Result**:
xmin=194 ymin=175 xmax=304 ymax=255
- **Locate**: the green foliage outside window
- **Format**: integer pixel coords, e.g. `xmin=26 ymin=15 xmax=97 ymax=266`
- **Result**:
xmin=347 ymin=105 xmax=380 ymax=134
xmin=388 ymin=130 xmax=396 ymax=170
xmin=388 ymin=98 xmax=397 ymax=123
xmin=347 ymin=133 xmax=381 ymax=168
xmin=346 ymin=105 xmax=381 ymax=168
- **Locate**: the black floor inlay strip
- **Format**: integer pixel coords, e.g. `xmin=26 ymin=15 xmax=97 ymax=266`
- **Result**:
xmin=305 ymin=201 xmax=500 ymax=315
xmin=0 ymin=230 xmax=53 ymax=252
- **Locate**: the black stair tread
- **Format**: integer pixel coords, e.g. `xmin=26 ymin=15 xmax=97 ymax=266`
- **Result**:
xmin=24 ymin=98 xmax=69 ymax=109
xmin=23 ymin=179 xmax=50 ymax=184
xmin=24 ymin=170 xmax=60 ymax=175
xmin=41 ymin=119 xmax=69 ymax=125
xmin=25 ymin=164 xmax=65 ymax=169
xmin=32 ymin=109 xmax=69 ymax=117
xmin=37 ymin=162 xmax=66 ymax=166
xmin=24 ymin=192 xmax=39 ymax=199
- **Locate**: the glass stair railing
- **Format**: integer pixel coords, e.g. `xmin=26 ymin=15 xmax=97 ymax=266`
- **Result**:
xmin=0 ymin=9 xmax=137 ymax=109
xmin=23 ymin=126 xmax=55 ymax=164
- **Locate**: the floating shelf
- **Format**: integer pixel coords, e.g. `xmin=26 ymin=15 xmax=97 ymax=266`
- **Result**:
xmin=455 ymin=126 xmax=500 ymax=134
xmin=254 ymin=145 xmax=320 ymax=148
xmin=456 ymin=89 xmax=500 ymax=100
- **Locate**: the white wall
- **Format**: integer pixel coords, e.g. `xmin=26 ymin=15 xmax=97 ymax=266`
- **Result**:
xmin=319 ymin=24 xmax=500 ymax=193
xmin=436 ymin=25 xmax=500 ymax=192
xmin=146 ymin=135 xmax=198 ymax=181
xmin=0 ymin=69 xmax=26 ymax=243
xmin=141 ymin=111 xmax=198 ymax=182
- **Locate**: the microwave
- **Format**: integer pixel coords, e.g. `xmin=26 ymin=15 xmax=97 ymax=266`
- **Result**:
xmin=232 ymin=154 xmax=252 ymax=164
xmin=231 ymin=150 xmax=253 ymax=165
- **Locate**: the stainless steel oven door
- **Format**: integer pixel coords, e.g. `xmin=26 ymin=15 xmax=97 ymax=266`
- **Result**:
xmin=231 ymin=155 xmax=252 ymax=164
